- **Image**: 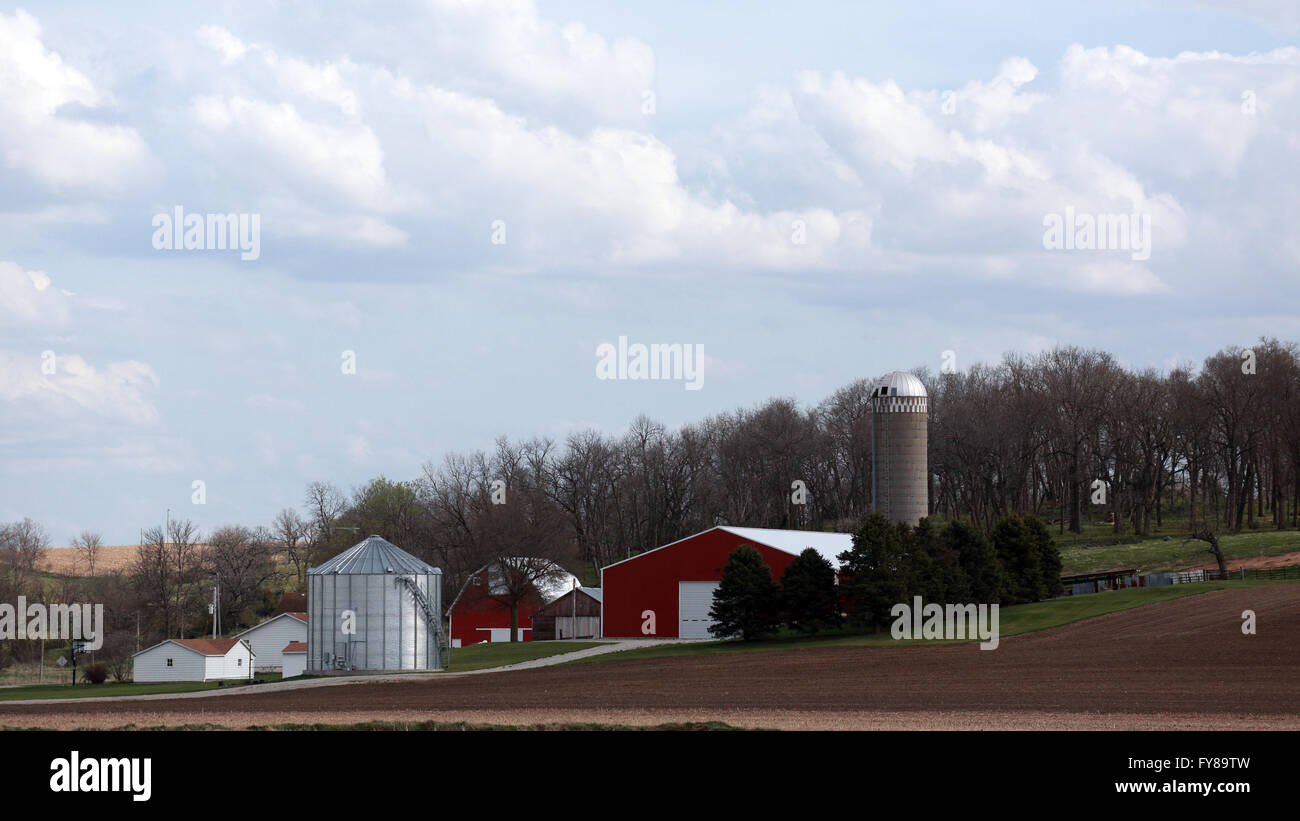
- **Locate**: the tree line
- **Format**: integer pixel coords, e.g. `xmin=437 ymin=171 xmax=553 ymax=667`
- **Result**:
xmin=708 ymin=512 xmax=1064 ymax=641
xmin=296 ymin=337 xmax=1298 ymax=604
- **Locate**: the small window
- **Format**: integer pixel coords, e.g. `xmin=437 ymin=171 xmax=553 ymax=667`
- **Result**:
xmin=237 ymin=658 xmax=243 ymax=666
xmin=166 ymin=658 xmax=173 ymax=667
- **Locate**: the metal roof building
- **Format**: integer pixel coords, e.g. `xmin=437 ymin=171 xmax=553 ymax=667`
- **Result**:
xmin=601 ymin=526 xmax=852 ymax=639
xmin=307 ymin=535 xmax=445 ymax=671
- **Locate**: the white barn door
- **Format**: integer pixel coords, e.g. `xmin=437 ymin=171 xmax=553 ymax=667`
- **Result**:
xmin=678 ymin=582 xmax=720 ymax=638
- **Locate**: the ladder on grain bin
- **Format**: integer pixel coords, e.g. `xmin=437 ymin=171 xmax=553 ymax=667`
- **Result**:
xmin=396 ymin=575 xmax=449 ymax=669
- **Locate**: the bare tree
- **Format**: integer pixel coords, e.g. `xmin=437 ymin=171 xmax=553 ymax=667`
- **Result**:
xmin=73 ymin=531 xmax=104 ymax=576
xmin=130 ymin=526 xmax=175 ymax=640
xmin=271 ymin=508 xmax=310 ymax=590
xmin=0 ymin=518 xmax=49 ymax=597
xmin=1186 ymin=522 xmax=1229 ymax=573
xmin=206 ymin=525 xmax=280 ymax=628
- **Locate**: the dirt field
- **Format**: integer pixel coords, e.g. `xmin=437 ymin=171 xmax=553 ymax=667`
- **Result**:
xmin=3 ymin=585 xmax=1296 ymax=730
xmin=38 ymin=545 xmax=144 ymax=576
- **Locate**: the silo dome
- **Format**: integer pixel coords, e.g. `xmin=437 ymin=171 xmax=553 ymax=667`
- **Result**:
xmin=872 ymin=370 xmax=928 ymax=399
xmin=307 ymin=535 xmax=444 ymax=671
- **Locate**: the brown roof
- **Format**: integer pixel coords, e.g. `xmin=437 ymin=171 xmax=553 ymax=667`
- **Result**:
xmin=273 ymin=592 xmax=307 ymax=615
xmin=173 ymin=638 xmax=245 ymax=656
xmin=283 ymin=642 xmax=307 ymax=653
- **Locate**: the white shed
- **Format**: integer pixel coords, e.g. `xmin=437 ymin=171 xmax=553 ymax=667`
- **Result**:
xmin=233 ymin=612 xmax=307 ymax=671
xmin=132 ymin=638 xmax=255 ymax=682
xmin=282 ymin=642 xmax=307 ymax=678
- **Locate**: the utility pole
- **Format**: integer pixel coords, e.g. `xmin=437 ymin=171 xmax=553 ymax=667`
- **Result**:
xmin=166 ymin=508 xmax=175 ymax=638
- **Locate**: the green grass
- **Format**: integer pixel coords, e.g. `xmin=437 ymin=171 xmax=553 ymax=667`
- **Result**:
xmin=1057 ymin=527 xmax=1300 ymax=574
xmin=0 ymin=673 xmax=284 ymax=702
xmin=444 ymin=641 xmax=603 ymax=672
xmin=571 ymin=580 xmax=1294 ymax=665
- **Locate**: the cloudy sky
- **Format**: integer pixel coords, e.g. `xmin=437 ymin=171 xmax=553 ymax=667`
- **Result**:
xmin=1 ymin=0 xmax=1297 ymax=545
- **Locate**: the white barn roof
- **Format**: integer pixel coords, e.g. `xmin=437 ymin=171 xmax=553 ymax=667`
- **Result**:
xmin=716 ymin=526 xmax=852 ymax=567
xmin=604 ymin=526 xmax=853 ymax=571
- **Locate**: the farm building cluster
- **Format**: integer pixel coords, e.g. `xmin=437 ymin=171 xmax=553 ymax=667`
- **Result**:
xmin=133 ymin=523 xmax=864 ymax=681
xmin=133 ymin=371 xmax=931 ymax=681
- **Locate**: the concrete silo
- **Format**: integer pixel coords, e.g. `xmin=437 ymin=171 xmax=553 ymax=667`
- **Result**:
xmin=871 ymin=371 xmax=929 ymax=527
xmin=307 ymin=535 xmax=445 ymax=671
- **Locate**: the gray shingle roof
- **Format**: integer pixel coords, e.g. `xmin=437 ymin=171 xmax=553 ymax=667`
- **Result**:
xmin=308 ymin=535 xmax=440 ymax=576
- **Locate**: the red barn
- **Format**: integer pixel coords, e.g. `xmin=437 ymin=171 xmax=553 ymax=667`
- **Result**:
xmin=449 ymin=559 xmax=580 ymax=646
xmin=601 ymin=526 xmax=851 ymax=638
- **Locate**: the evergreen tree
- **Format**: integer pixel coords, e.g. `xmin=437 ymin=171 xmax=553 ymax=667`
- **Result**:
xmin=838 ymin=513 xmax=918 ymax=629
xmin=991 ymin=514 xmax=1045 ymax=604
xmin=1025 ymin=515 xmax=1064 ymax=598
xmin=779 ymin=548 xmax=841 ymax=634
xmin=915 ymin=518 xmax=970 ymax=603
xmin=945 ymin=520 xmax=1002 ymax=604
xmin=708 ymin=545 xmax=781 ymax=640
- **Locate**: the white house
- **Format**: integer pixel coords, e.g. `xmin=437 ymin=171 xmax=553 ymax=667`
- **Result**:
xmin=132 ymin=638 xmax=255 ymax=682
xmin=232 ymin=612 xmax=307 ymax=671
xmin=282 ymin=642 xmax=307 ymax=678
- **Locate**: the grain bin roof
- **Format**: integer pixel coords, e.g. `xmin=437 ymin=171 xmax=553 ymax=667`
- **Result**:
xmin=873 ymin=370 xmax=928 ymax=398
xmin=308 ymin=534 xmax=440 ymax=576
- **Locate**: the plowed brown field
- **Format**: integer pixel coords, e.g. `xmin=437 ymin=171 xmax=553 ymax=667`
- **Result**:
xmin=3 ymin=586 xmax=1297 ymax=730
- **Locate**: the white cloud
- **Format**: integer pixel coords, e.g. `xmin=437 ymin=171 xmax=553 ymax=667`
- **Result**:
xmin=196 ymin=24 xmax=247 ymax=64
xmin=0 ymin=350 xmax=160 ymax=424
xmin=189 ymin=94 xmax=397 ymax=210
xmin=0 ymin=9 xmax=149 ymax=191
xmin=0 ymin=261 xmax=71 ymax=325
xmin=422 ymin=0 xmax=655 ymax=125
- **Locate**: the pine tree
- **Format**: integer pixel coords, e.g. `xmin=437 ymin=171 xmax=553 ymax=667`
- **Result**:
xmin=708 ymin=545 xmax=781 ymax=641
xmin=991 ymin=514 xmax=1045 ymax=604
xmin=945 ymin=520 xmax=1002 ymax=604
xmin=915 ymin=518 xmax=970 ymax=603
xmin=1025 ymin=515 xmax=1064 ymax=598
xmin=838 ymin=513 xmax=918 ymax=629
xmin=780 ymin=548 xmax=841 ymax=634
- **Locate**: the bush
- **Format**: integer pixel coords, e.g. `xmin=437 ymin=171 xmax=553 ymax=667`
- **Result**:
xmin=708 ymin=545 xmax=781 ymax=641
xmin=83 ymin=663 xmax=109 ymax=685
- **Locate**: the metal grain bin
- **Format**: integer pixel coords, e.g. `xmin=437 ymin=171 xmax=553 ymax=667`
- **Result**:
xmin=307 ymin=535 xmax=445 ymax=671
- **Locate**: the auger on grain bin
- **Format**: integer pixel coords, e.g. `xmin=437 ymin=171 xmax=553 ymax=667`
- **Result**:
xmin=871 ymin=371 xmax=929 ymax=527
xmin=307 ymin=535 xmax=447 ymax=671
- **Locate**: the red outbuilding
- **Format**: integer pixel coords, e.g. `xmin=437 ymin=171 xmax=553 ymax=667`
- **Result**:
xmin=601 ymin=526 xmax=852 ymax=638
xmin=449 ymin=559 xmax=580 ymax=646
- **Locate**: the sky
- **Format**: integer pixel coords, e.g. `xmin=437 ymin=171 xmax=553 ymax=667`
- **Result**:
xmin=1 ymin=0 xmax=1297 ymax=545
